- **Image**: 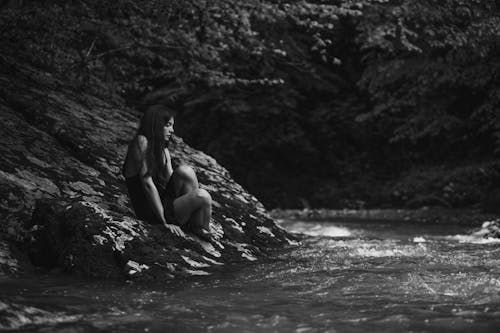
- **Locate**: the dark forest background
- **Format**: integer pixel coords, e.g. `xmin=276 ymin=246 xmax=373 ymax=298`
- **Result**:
xmin=1 ymin=0 xmax=500 ymax=210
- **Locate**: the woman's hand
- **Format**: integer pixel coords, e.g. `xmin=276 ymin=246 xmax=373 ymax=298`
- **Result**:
xmin=165 ymin=223 xmax=185 ymax=237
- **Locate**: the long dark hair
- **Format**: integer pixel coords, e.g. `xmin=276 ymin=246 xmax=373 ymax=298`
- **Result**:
xmin=136 ymin=104 xmax=176 ymax=188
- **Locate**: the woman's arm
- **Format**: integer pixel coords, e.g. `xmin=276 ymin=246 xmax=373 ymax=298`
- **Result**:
xmin=135 ymin=136 xmax=184 ymax=237
xmin=142 ymin=175 xmax=184 ymax=237
xmin=164 ymin=147 xmax=174 ymax=182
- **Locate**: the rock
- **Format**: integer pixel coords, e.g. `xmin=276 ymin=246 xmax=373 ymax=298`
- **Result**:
xmin=472 ymin=219 xmax=500 ymax=239
xmin=27 ymin=198 xmax=291 ymax=280
xmin=0 ymin=300 xmax=81 ymax=330
xmin=0 ymin=56 xmax=294 ymax=278
xmin=0 ymin=240 xmax=32 ymax=276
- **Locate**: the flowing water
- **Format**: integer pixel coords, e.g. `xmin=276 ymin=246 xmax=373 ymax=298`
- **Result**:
xmin=2 ymin=219 xmax=500 ymax=332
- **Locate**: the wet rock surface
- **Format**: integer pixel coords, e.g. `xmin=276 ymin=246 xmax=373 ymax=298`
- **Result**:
xmin=0 ymin=300 xmax=81 ymax=330
xmin=0 ymin=57 xmax=293 ymax=278
xmin=472 ymin=219 xmax=500 ymax=239
xmin=28 ymin=199 xmax=291 ymax=280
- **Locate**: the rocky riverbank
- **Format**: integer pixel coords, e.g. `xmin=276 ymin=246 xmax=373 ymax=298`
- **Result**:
xmin=0 ymin=56 xmax=294 ymax=279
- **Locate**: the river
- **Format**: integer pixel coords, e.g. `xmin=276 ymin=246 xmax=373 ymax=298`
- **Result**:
xmin=1 ymin=218 xmax=500 ymax=332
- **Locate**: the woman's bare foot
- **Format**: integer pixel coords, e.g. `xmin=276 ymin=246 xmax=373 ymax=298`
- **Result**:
xmin=194 ymin=228 xmax=211 ymax=242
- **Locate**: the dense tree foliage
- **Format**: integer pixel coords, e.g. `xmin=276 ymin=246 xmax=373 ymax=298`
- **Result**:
xmin=356 ymin=0 xmax=500 ymax=153
xmin=1 ymin=0 xmax=499 ymax=208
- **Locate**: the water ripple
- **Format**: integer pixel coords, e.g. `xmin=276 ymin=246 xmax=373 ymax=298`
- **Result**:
xmin=2 ymin=219 xmax=500 ymax=332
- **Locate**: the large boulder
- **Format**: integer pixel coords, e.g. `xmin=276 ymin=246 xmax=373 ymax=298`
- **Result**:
xmin=0 ymin=57 xmax=294 ymax=278
xmin=27 ymin=198 xmax=290 ymax=280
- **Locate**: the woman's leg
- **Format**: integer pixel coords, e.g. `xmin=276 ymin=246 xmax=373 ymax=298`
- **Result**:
xmin=173 ymin=188 xmax=211 ymax=230
xmin=172 ymin=165 xmax=199 ymax=196
xmin=171 ymin=165 xmax=212 ymax=232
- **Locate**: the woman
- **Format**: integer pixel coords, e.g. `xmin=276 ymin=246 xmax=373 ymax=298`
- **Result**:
xmin=122 ymin=103 xmax=212 ymax=240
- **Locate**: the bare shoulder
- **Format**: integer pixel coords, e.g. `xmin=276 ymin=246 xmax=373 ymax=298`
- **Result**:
xmin=123 ymin=135 xmax=148 ymax=177
xmin=136 ymin=135 xmax=148 ymax=153
xmin=128 ymin=135 xmax=148 ymax=163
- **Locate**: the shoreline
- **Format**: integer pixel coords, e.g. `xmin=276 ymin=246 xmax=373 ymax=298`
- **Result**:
xmin=270 ymin=207 xmax=499 ymax=226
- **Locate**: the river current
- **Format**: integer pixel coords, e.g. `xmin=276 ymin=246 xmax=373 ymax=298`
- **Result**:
xmin=1 ymin=218 xmax=500 ymax=332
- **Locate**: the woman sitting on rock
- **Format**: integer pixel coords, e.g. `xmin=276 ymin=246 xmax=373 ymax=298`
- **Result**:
xmin=122 ymin=101 xmax=212 ymax=240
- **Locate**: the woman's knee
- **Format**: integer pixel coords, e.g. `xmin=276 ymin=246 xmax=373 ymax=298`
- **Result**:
xmin=174 ymin=164 xmax=197 ymax=181
xmin=194 ymin=188 xmax=211 ymax=206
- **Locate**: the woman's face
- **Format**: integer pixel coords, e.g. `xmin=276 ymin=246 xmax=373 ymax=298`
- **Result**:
xmin=163 ymin=118 xmax=175 ymax=142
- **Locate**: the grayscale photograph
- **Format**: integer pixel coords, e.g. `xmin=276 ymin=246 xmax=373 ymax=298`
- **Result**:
xmin=1 ymin=0 xmax=500 ymax=332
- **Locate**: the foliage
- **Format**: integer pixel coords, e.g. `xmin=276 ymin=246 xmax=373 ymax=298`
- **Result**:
xmin=0 ymin=0 xmax=359 ymax=100
xmin=354 ymin=0 xmax=500 ymax=152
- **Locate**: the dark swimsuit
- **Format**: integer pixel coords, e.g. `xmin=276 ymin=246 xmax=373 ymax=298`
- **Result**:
xmin=125 ymin=173 xmax=177 ymax=225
